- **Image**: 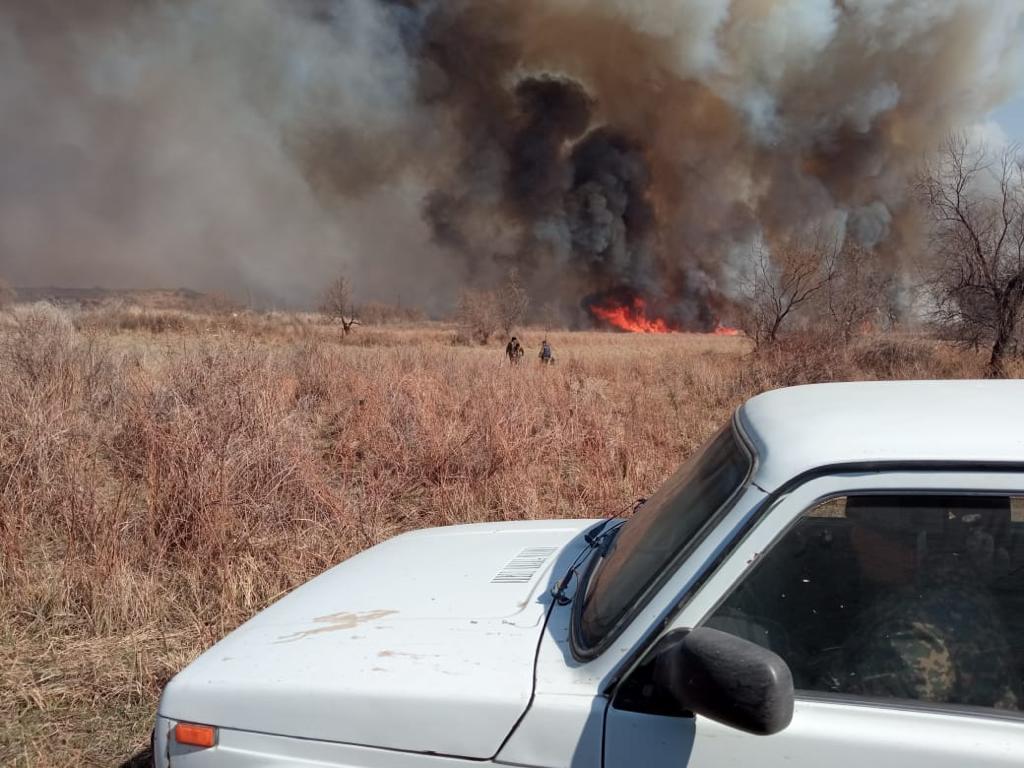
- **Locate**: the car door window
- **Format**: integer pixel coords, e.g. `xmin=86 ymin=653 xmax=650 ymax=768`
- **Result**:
xmin=704 ymin=494 xmax=1024 ymax=713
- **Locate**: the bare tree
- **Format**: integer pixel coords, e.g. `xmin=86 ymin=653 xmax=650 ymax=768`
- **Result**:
xmin=916 ymin=135 xmax=1024 ymax=377
xmin=825 ymin=240 xmax=893 ymax=344
xmin=319 ymin=275 xmax=361 ymax=335
xmin=739 ymin=229 xmax=837 ymax=347
xmin=497 ymin=268 xmax=530 ymax=336
xmin=456 ymin=288 xmax=498 ymax=345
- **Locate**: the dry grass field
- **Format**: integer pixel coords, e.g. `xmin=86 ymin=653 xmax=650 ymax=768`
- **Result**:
xmin=0 ymin=303 xmax=1004 ymax=766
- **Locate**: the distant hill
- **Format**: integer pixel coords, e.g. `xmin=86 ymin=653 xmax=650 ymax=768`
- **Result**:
xmin=13 ymin=286 xmax=239 ymax=312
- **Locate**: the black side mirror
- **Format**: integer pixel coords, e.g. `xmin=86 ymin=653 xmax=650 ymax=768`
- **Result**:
xmin=652 ymin=627 xmax=794 ymax=735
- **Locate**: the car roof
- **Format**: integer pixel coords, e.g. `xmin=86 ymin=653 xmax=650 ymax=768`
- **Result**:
xmin=736 ymin=380 xmax=1024 ymax=492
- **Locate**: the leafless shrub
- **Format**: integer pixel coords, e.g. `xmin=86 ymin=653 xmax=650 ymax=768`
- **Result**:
xmin=0 ymin=304 xmax=121 ymax=581
xmin=319 ymin=274 xmax=361 ymax=335
xmin=455 ymin=288 xmax=498 ymax=344
xmin=916 ymin=134 xmax=1024 ymax=377
xmin=497 ymin=268 xmax=530 ymax=336
xmin=745 ymin=331 xmax=850 ymax=387
xmin=738 ymin=229 xmax=837 ymax=347
xmin=825 ymin=241 xmax=895 ymax=343
xmin=109 ymin=348 xmax=344 ymax=565
xmin=1 ymin=303 xmax=78 ymax=386
xmin=854 ymin=339 xmax=943 ymax=379
xmin=76 ymin=307 xmax=198 ymax=334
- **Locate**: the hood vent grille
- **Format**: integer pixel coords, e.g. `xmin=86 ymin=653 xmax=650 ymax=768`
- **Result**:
xmin=492 ymin=547 xmax=559 ymax=584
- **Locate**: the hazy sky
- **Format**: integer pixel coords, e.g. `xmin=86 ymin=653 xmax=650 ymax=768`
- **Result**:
xmin=993 ymin=89 xmax=1024 ymax=141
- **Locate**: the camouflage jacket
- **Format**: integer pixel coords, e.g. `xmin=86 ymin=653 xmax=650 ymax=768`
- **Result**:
xmin=821 ymin=559 xmax=1019 ymax=710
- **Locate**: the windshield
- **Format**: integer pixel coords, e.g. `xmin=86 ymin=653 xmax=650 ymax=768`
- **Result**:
xmin=574 ymin=422 xmax=752 ymax=655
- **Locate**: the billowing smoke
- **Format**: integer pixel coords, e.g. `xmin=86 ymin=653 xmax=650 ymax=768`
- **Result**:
xmin=0 ymin=0 xmax=1022 ymax=324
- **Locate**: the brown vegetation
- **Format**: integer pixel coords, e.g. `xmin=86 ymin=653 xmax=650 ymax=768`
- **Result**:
xmin=0 ymin=303 xmax=1009 ymax=766
xmin=455 ymin=287 xmax=500 ymax=344
xmin=358 ymin=301 xmax=427 ymax=325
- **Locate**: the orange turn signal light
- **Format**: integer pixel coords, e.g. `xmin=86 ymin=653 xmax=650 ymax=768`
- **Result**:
xmin=175 ymin=722 xmax=217 ymax=748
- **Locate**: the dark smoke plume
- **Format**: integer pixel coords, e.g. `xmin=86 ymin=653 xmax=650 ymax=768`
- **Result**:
xmin=507 ymin=77 xmax=593 ymax=220
xmin=0 ymin=0 xmax=1021 ymax=323
xmin=567 ymin=129 xmax=654 ymax=278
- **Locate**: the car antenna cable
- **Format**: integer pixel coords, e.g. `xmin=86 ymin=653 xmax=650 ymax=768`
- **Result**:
xmin=552 ymin=497 xmax=647 ymax=605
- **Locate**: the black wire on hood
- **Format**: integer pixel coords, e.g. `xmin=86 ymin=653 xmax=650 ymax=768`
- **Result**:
xmin=550 ymin=497 xmax=647 ymax=606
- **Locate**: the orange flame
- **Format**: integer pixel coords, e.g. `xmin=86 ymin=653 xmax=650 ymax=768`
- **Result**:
xmin=589 ymin=290 xmax=743 ymax=336
xmin=591 ymin=296 xmax=673 ymax=333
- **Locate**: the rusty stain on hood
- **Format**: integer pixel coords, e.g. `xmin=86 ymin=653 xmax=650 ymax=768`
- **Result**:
xmin=276 ymin=609 xmax=398 ymax=643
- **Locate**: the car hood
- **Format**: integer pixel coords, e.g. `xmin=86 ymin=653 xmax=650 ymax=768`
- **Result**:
xmin=159 ymin=519 xmax=596 ymax=758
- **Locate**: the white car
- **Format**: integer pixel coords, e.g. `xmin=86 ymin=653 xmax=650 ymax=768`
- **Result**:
xmin=155 ymin=380 xmax=1024 ymax=767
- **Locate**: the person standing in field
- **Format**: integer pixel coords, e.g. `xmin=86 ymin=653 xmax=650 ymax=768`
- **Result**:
xmin=539 ymin=338 xmax=554 ymax=365
xmin=505 ymin=336 xmax=524 ymax=364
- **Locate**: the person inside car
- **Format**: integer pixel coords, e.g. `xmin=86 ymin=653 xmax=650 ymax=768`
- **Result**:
xmin=818 ymin=496 xmax=1019 ymax=709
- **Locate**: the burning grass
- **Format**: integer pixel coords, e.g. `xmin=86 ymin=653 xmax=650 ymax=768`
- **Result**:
xmin=590 ymin=293 xmax=674 ymax=333
xmin=0 ymin=303 xmax=998 ymax=766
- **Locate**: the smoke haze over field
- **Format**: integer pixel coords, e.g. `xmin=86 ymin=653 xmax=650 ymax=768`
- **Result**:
xmin=0 ymin=1 xmax=1022 ymax=321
